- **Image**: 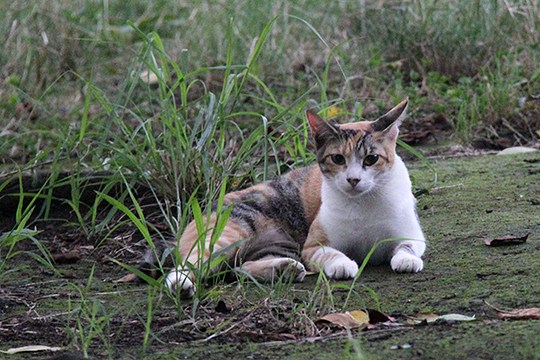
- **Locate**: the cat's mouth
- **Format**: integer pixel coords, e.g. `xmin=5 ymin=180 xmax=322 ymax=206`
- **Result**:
xmin=342 ymin=185 xmax=371 ymax=197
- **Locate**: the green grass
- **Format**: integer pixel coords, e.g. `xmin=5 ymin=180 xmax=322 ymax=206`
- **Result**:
xmin=1 ymin=1 xmax=539 ymax=164
xmin=1 ymin=0 xmax=537 ymax=214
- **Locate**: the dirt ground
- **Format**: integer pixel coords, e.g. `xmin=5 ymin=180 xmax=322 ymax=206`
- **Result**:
xmin=1 ymin=151 xmax=539 ymax=359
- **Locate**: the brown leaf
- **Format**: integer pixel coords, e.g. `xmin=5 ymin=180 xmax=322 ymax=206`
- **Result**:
xmin=483 ymin=233 xmax=529 ymax=246
xmin=349 ymin=310 xmax=370 ymax=324
xmin=114 ymin=273 xmax=138 ymax=283
xmin=406 ymin=313 xmax=476 ymax=324
xmin=495 ymin=307 xmax=540 ymax=320
xmin=406 ymin=312 xmax=440 ymax=324
xmin=318 ymin=310 xmax=369 ymax=329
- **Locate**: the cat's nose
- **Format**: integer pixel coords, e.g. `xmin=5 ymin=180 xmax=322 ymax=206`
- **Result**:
xmin=347 ymin=177 xmax=360 ymax=187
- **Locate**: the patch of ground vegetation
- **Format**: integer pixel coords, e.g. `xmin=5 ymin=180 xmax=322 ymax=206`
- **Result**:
xmin=1 ymin=1 xmax=539 ymax=166
xmin=1 ymin=152 xmax=539 ymax=359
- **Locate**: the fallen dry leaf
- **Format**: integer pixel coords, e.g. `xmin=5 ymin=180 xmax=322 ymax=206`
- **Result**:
xmin=318 ymin=310 xmax=369 ymax=329
xmin=114 ymin=273 xmax=138 ymax=283
xmin=407 ymin=313 xmax=476 ymax=324
xmin=0 ymin=345 xmax=62 ymax=354
xmin=486 ymin=303 xmax=540 ymax=320
xmin=496 ymin=308 xmax=540 ymax=320
xmin=483 ymin=233 xmax=529 ymax=246
xmin=406 ymin=312 xmax=439 ymax=324
xmin=349 ymin=310 xmax=370 ymax=324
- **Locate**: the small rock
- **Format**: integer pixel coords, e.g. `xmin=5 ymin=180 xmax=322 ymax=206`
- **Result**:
xmin=530 ymin=199 xmax=540 ymax=206
xmin=140 ymin=69 xmax=160 ymax=85
xmin=497 ymin=147 xmax=538 ymax=155
xmin=390 ymin=343 xmax=412 ymax=350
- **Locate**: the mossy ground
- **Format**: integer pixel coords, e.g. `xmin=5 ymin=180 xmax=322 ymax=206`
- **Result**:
xmin=1 ymin=152 xmax=539 ymax=359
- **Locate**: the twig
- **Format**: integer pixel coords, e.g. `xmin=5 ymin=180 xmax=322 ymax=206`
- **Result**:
xmin=31 ymin=311 xmax=73 ymax=321
xmin=430 ymin=183 xmax=464 ymax=194
xmin=257 ymin=331 xmax=346 ymax=346
xmin=95 ymin=288 xmax=147 ymax=296
xmin=201 ymin=321 xmax=242 ymax=342
xmin=157 ymin=319 xmax=196 ymax=335
xmin=501 ymin=117 xmax=529 ymax=144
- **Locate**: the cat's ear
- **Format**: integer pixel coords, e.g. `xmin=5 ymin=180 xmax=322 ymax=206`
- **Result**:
xmin=306 ymin=110 xmax=338 ymax=145
xmin=306 ymin=110 xmax=327 ymax=134
xmin=371 ymin=98 xmax=408 ymax=141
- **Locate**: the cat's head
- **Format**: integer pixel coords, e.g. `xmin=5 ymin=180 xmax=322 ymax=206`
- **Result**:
xmin=306 ymin=99 xmax=408 ymax=196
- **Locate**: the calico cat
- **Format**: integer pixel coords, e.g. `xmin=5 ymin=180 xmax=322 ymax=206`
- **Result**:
xmin=166 ymin=98 xmax=425 ymax=297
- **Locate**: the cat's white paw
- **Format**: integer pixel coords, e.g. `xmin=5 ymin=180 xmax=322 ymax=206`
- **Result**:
xmin=323 ymin=257 xmax=359 ymax=279
xmin=165 ymin=269 xmax=195 ymax=298
xmin=390 ymin=252 xmax=423 ymax=273
xmin=270 ymin=258 xmax=307 ymax=282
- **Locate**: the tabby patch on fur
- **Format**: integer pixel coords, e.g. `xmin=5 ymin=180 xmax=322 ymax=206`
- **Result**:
xmin=166 ymin=99 xmax=426 ymax=297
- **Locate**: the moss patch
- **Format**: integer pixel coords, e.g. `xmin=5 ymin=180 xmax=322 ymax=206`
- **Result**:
xmin=1 ymin=152 xmax=539 ymax=359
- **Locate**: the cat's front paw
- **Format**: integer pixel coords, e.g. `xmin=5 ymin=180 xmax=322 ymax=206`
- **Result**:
xmin=324 ymin=257 xmax=358 ymax=279
xmin=165 ymin=269 xmax=195 ymax=298
xmin=270 ymin=258 xmax=307 ymax=282
xmin=390 ymin=252 xmax=423 ymax=273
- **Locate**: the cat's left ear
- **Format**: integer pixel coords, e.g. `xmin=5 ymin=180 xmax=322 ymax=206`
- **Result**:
xmin=371 ymin=98 xmax=409 ymax=141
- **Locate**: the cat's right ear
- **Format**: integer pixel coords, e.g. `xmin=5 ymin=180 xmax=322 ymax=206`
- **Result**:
xmin=306 ymin=110 xmax=325 ymax=135
xmin=306 ymin=110 xmax=337 ymax=136
xmin=306 ymin=110 xmax=338 ymax=147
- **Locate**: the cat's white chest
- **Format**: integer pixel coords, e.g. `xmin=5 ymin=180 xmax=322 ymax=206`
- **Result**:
xmin=317 ymin=160 xmax=420 ymax=264
xmin=319 ymin=190 xmax=389 ymax=260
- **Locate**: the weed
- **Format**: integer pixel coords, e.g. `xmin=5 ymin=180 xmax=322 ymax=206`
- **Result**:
xmin=0 ymin=172 xmax=60 ymax=278
xmin=66 ymin=265 xmax=113 ymax=358
xmin=344 ymin=328 xmax=368 ymax=360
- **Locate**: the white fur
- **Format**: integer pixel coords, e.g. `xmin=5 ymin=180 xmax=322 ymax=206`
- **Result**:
xmin=236 ymin=257 xmax=307 ymax=282
xmin=312 ymin=246 xmax=359 ymax=279
xmin=319 ymin=155 xmax=425 ymax=277
xmin=391 ymin=251 xmax=423 ymax=272
xmin=165 ymin=269 xmax=195 ymax=297
xmin=270 ymin=258 xmax=307 ymax=282
xmin=268 ymin=258 xmax=307 ymax=282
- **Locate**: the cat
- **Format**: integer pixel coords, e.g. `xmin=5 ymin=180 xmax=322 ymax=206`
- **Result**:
xmin=165 ymin=98 xmax=426 ymax=297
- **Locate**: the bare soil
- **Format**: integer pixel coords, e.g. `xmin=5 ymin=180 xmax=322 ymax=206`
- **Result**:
xmin=1 ymin=151 xmax=540 ymax=359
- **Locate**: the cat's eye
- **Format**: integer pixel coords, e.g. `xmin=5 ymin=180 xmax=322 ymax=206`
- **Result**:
xmin=331 ymin=154 xmax=346 ymax=165
xmin=363 ymin=154 xmax=379 ymax=166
